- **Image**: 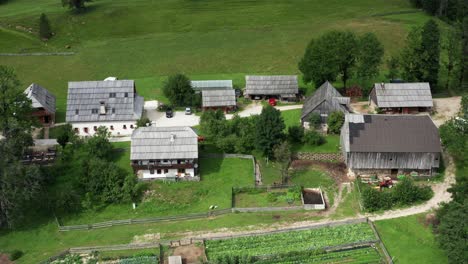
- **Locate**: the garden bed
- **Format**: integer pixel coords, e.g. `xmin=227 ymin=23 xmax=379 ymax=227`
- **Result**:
xmin=302 ymin=188 xmax=325 ymax=210
xmin=234 ymin=187 xmax=303 ymax=208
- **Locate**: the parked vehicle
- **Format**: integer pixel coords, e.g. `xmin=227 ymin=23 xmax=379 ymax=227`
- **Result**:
xmin=269 ymin=98 xmax=277 ymax=106
xmin=185 ymin=107 xmax=192 ymax=115
xmin=166 ymin=108 xmax=173 ymax=118
xmin=235 ymin=89 xmax=243 ymax=98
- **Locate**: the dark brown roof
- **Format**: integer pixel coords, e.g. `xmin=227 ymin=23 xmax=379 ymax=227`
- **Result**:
xmin=348 ymin=115 xmax=441 ymax=153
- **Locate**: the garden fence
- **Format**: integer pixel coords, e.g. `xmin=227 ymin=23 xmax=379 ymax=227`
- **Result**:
xmin=369 ymin=221 xmax=394 ymax=264
xmin=57 ymin=208 xmax=232 ymax=231
xmin=69 ymin=242 xmax=160 ymax=254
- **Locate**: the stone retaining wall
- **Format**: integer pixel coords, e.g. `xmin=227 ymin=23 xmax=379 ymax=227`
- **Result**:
xmin=294 ymin=152 xmax=343 ymax=162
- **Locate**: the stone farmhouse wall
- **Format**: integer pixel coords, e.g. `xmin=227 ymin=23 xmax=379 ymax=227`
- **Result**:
xmin=294 ymin=152 xmax=344 ymax=162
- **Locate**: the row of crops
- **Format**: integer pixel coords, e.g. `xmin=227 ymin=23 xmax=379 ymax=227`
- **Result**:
xmin=116 ymin=256 xmax=159 ymax=264
xmin=254 ymin=247 xmax=382 ymax=264
xmin=205 ymin=223 xmax=377 ymax=260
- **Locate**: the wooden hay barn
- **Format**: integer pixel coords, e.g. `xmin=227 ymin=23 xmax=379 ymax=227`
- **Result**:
xmin=202 ymin=89 xmax=236 ymax=112
xmin=24 ymin=83 xmax=56 ymax=126
xmin=301 ymin=81 xmax=350 ymax=125
xmin=340 ymin=114 xmax=441 ymax=178
xmin=244 ymin=75 xmax=298 ymax=101
xmin=369 ymin=82 xmax=433 ymax=114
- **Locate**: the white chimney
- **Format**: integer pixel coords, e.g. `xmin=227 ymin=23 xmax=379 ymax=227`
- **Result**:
xmin=381 ymin=82 xmax=385 ymax=89
xmin=170 ymin=134 xmax=175 ymax=143
xmin=100 ymin=102 xmax=106 ymax=115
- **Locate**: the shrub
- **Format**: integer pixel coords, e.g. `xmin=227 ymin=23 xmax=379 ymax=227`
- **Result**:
xmin=307 ymin=113 xmax=321 ymax=129
xmin=9 ymin=250 xmax=23 ymax=261
xmin=136 ymin=116 xmax=151 ymax=128
xmin=287 ymin=125 xmax=304 ymax=143
xmin=327 ymin=111 xmax=344 ymax=134
xmin=39 ymin=13 xmax=52 ymax=40
xmin=304 ymin=130 xmax=326 ymax=146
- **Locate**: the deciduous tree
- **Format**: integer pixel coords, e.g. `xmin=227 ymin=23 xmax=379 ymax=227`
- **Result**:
xmin=299 ymin=31 xmax=359 ymax=88
xmin=162 ymin=73 xmax=198 ymax=107
xmin=356 ymin=33 xmax=384 ymax=81
xmin=273 ymin=141 xmax=292 ymax=184
xmin=327 ymin=111 xmax=345 ymax=134
xmin=255 ymin=105 xmax=285 ymax=158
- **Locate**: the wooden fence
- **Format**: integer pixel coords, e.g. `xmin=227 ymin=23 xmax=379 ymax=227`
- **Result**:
xmin=58 ymin=208 xmax=232 ymax=231
xmin=69 ymin=242 xmax=160 ymax=254
xmin=0 ymin=52 xmax=75 ymax=56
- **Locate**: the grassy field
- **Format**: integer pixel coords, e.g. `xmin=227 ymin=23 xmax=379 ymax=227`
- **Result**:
xmin=60 ymin=156 xmax=254 ymax=224
xmin=0 ymin=0 xmax=435 ymax=121
xmin=375 ymin=214 xmax=448 ymax=264
xmin=280 ymin=109 xmax=301 ymax=129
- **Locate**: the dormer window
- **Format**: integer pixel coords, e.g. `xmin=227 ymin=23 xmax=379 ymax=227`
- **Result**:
xmin=91 ymin=108 xmax=98 ymax=114
xmin=75 ymin=109 xmax=79 ymax=115
xmin=124 ymin=92 xmax=128 ymax=98
xmin=112 ymin=108 xmax=116 ymax=114
xmin=109 ymin=93 xmax=116 ymax=98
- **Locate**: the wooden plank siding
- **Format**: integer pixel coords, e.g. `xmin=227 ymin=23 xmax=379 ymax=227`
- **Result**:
xmin=346 ymin=152 xmax=440 ymax=170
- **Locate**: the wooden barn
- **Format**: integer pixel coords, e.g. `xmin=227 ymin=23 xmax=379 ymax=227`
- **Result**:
xmin=369 ymin=82 xmax=433 ymax=114
xmin=24 ymin=83 xmax=56 ymax=126
xmin=340 ymin=114 xmax=441 ymax=178
xmin=244 ymin=75 xmax=298 ymax=101
xmin=301 ymin=81 xmax=350 ymax=126
xmin=202 ymin=89 xmax=236 ymax=112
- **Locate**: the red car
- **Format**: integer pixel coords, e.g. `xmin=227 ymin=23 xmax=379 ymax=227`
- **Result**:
xmin=268 ymin=98 xmax=277 ymax=106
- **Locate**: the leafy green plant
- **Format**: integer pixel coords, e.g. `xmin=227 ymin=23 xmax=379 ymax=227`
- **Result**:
xmin=304 ymin=130 xmax=326 ymax=146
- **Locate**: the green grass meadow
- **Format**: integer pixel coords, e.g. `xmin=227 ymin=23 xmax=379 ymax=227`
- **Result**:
xmin=375 ymin=214 xmax=448 ymax=264
xmin=0 ymin=0 xmax=436 ymax=121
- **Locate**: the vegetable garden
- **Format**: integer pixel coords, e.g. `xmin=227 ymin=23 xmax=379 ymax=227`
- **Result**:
xmin=205 ymin=223 xmax=379 ymax=262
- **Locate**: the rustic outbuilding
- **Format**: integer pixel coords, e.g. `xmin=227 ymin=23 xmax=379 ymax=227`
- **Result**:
xmin=301 ymin=81 xmax=350 ymax=126
xmin=369 ymin=82 xmax=433 ymax=114
xmin=244 ymin=75 xmax=298 ymax=101
xmin=66 ymin=79 xmax=144 ymax=136
xmin=340 ymin=114 xmax=441 ymax=178
xmin=202 ymin=89 xmax=236 ymax=112
xmin=24 ymin=83 xmax=56 ymax=126
xmin=131 ymin=126 xmax=199 ymax=180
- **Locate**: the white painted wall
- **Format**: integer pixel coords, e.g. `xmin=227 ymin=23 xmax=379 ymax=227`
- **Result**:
xmin=141 ymin=168 xmax=195 ymax=179
xmin=71 ymin=121 xmax=137 ymax=137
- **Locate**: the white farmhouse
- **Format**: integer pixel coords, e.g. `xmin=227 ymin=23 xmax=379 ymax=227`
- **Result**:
xmin=66 ymin=79 xmax=144 ymax=136
xmin=130 ymin=126 xmax=199 ymax=180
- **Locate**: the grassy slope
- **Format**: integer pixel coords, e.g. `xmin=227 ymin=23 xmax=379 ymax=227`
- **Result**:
xmin=0 ymin=0 xmax=433 ymax=121
xmin=375 ymin=214 xmax=448 ymax=264
xmin=60 ymin=156 xmax=254 ymax=224
xmin=292 ymin=135 xmax=341 ymax=153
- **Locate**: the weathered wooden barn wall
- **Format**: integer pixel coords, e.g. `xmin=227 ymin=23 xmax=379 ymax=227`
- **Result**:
xmin=346 ymin=152 xmax=440 ymax=170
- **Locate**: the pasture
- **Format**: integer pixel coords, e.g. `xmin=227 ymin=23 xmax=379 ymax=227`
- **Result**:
xmin=0 ymin=0 xmax=433 ymax=121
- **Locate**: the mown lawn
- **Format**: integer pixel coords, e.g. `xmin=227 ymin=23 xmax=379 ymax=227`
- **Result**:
xmin=60 ymin=156 xmax=254 ymax=225
xmin=292 ymin=134 xmax=341 ymax=153
xmin=280 ymin=109 xmax=301 ymax=129
xmin=0 ymin=0 xmax=435 ymax=121
xmin=234 ymin=189 xmax=302 ymax=208
xmin=375 ymin=214 xmax=448 ymax=264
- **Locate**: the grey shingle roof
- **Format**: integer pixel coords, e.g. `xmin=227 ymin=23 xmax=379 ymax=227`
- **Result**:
xmin=372 ymin=82 xmax=433 ymax=108
xmin=245 ymin=75 xmax=298 ymax=96
xmin=343 ymin=114 xmax=441 ymax=153
xmin=301 ymin=81 xmax=349 ymax=119
xmin=24 ymin=83 xmax=56 ymax=114
xmin=191 ymin=80 xmax=233 ymax=91
xmin=202 ymin=89 xmax=236 ymax=107
xmin=131 ymin=126 xmax=198 ymax=160
xmin=66 ymin=80 xmax=144 ymax=122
